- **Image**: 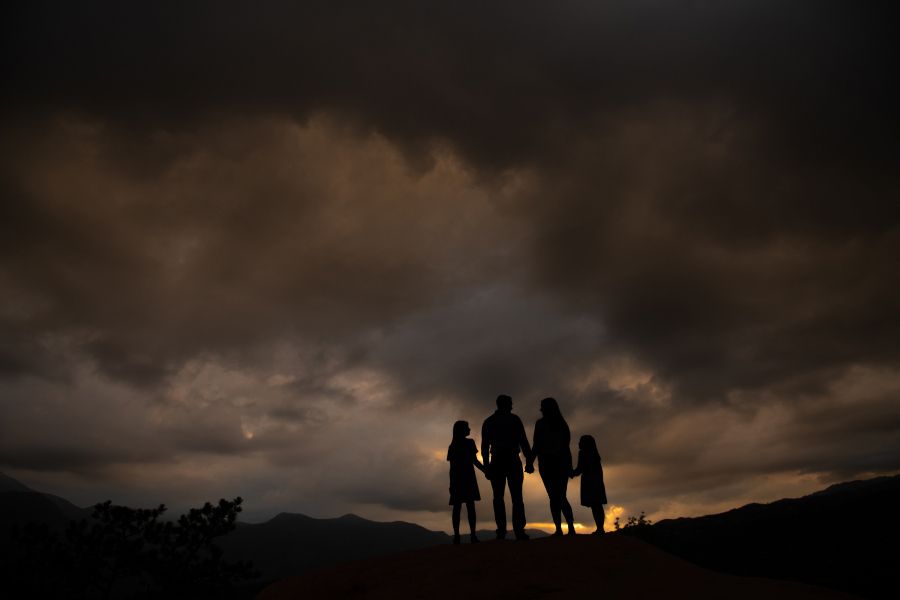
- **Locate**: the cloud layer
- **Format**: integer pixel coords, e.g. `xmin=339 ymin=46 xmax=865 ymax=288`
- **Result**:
xmin=2 ymin=1 xmax=899 ymax=529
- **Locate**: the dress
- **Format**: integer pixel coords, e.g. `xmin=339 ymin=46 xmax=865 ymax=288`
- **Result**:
xmin=448 ymin=438 xmax=481 ymax=505
xmin=574 ymin=449 xmax=608 ymax=506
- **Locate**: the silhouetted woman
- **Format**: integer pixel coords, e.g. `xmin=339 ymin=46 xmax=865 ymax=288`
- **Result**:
xmin=571 ymin=434 xmax=608 ymax=534
xmin=448 ymin=420 xmax=485 ymax=544
xmin=528 ymin=397 xmax=576 ymax=535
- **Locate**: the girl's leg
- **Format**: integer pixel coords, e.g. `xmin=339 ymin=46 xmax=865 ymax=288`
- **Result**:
xmin=591 ymin=505 xmax=605 ymax=534
xmin=465 ymin=501 xmax=477 ymax=534
xmin=452 ymin=503 xmax=462 ymax=540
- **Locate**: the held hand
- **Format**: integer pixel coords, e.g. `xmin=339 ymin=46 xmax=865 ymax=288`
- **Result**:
xmin=524 ymin=462 xmax=535 ymax=474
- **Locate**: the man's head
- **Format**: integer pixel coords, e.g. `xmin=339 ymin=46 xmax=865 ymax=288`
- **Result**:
xmin=496 ymin=394 xmax=513 ymax=412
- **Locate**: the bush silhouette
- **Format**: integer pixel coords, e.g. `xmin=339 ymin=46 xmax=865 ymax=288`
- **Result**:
xmin=614 ymin=511 xmax=653 ymax=531
xmin=9 ymin=497 xmax=255 ymax=599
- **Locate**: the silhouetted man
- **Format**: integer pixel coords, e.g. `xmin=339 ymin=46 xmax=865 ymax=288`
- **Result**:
xmin=481 ymin=394 xmax=533 ymax=540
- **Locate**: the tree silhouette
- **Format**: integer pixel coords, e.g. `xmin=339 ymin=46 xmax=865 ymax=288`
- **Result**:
xmin=614 ymin=511 xmax=653 ymax=531
xmin=9 ymin=497 xmax=255 ymax=599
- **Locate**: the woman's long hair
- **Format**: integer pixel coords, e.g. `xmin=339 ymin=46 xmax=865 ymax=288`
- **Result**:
xmin=540 ymin=397 xmax=564 ymax=423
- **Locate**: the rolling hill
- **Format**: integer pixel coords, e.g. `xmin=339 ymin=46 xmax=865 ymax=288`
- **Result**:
xmin=620 ymin=474 xmax=900 ymax=599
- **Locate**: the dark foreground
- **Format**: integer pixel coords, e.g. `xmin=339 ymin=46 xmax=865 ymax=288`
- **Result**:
xmin=258 ymin=534 xmax=857 ymax=600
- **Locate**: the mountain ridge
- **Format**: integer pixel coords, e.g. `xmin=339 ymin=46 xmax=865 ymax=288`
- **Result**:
xmin=2 ymin=472 xmax=897 ymax=598
xmin=621 ymin=474 xmax=900 ymax=599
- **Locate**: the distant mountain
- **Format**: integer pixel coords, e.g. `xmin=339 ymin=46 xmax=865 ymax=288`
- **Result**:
xmin=0 ymin=492 xmax=72 ymax=542
xmin=0 ymin=473 xmax=542 ymax=585
xmin=221 ymin=512 xmax=548 ymax=581
xmin=0 ymin=473 xmax=90 ymax=551
xmin=0 ymin=472 xmax=33 ymax=493
xmin=621 ymin=474 xmax=900 ymax=599
xmin=220 ymin=512 xmax=450 ymax=581
xmin=0 ymin=472 xmax=88 ymax=521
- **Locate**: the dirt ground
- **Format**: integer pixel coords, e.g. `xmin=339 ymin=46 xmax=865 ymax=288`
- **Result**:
xmin=258 ymin=533 xmax=858 ymax=599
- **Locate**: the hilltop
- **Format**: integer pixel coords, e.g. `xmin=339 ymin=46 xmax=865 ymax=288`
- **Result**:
xmin=258 ymin=534 xmax=857 ymax=600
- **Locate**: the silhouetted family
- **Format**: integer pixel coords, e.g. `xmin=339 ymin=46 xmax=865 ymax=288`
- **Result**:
xmin=448 ymin=394 xmax=607 ymax=544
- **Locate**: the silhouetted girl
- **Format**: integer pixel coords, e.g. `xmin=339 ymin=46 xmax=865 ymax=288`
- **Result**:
xmin=571 ymin=434 xmax=608 ymax=534
xmin=529 ymin=397 xmax=576 ymax=535
xmin=448 ymin=420 xmax=485 ymax=544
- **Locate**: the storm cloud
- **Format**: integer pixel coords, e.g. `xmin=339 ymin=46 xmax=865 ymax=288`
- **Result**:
xmin=1 ymin=1 xmax=899 ymax=529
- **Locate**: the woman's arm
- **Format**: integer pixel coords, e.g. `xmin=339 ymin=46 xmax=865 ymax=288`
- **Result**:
xmin=531 ymin=420 xmax=543 ymax=458
xmin=526 ymin=420 xmax=542 ymax=473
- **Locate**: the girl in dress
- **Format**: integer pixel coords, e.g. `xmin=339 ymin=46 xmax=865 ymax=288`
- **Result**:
xmin=447 ymin=420 xmax=485 ymax=544
xmin=571 ymin=434 xmax=608 ymax=534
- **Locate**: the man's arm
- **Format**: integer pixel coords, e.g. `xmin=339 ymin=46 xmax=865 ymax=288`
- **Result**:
xmin=530 ymin=420 xmax=542 ymax=460
xmin=517 ymin=416 xmax=533 ymax=470
xmin=481 ymin=420 xmax=491 ymax=469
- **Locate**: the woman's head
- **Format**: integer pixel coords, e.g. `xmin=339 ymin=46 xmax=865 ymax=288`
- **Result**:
xmin=540 ymin=397 xmax=563 ymax=421
xmin=452 ymin=420 xmax=470 ymax=440
xmin=579 ymin=434 xmax=600 ymax=458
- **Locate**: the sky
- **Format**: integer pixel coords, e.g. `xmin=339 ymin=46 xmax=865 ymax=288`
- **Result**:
xmin=2 ymin=1 xmax=899 ymax=532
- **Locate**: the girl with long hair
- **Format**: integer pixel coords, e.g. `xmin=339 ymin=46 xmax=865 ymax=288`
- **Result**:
xmin=447 ymin=420 xmax=485 ymax=544
xmin=571 ymin=434 xmax=608 ymax=534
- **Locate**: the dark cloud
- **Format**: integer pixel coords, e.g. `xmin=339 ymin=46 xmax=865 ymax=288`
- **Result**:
xmin=4 ymin=2 xmax=898 ymax=168
xmin=1 ymin=1 xmax=899 ymax=527
xmin=0 ymin=116 xmax=515 ymax=387
xmin=521 ymin=113 xmax=900 ymax=401
xmin=363 ymin=285 xmax=605 ymax=409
